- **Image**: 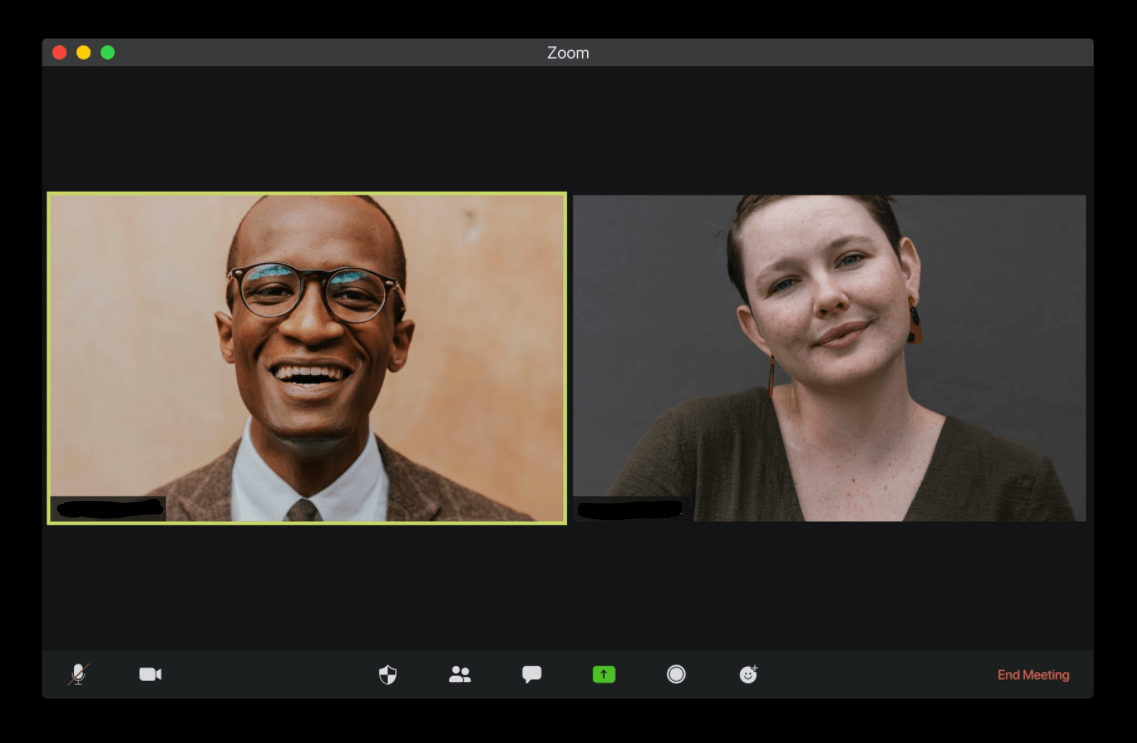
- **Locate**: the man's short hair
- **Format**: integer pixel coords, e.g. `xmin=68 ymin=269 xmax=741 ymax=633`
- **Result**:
xmin=225 ymin=195 xmax=407 ymax=315
xmin=726 ymin=195 xmax=902 ymax=307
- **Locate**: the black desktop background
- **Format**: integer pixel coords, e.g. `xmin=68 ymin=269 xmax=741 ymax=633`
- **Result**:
xmin=42 ymin=66 xmax=1093 ymax=651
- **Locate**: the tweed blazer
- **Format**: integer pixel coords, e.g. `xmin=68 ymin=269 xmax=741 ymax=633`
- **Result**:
xmin=148 ymin=435 xmax=533 ymax=522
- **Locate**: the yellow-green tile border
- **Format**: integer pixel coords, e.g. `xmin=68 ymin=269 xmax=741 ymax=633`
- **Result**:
xmin=45 ymin=191 xmax=569 ymax=525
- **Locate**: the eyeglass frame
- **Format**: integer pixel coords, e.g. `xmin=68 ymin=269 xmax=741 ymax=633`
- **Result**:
xmin=226 ymin=262 xmax=407 ymax=323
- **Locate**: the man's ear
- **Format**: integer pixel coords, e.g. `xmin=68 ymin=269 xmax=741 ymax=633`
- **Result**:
xmin=388 ymin=318 xmax=415 ymax=372
xmin=737 ymin=303 xmax=772 ymax=358
xmin=215 ymin=311 xmax=235 ymax=364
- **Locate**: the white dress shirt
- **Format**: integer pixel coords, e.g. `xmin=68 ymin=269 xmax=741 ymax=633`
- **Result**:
xmin=230 ymin=418 xmax=389 ymax=522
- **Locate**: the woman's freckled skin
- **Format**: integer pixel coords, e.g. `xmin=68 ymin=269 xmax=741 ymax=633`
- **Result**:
xmin=737 ymin=195 xmax=919 ymax=397
xmin=725 ymin=195 xmax=957 ymax=522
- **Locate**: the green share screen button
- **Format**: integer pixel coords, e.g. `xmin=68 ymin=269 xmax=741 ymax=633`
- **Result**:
xmin=593 ymin=666 xmax=616 ymax=683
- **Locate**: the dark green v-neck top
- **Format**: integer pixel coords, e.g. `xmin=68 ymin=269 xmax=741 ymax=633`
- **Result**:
xmin=607 ymin=387 xmax=1077 ymax=522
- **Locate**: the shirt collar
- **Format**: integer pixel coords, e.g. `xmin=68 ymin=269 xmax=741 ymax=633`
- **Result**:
xmin=230 ymin=418 xmax=388 ymax=522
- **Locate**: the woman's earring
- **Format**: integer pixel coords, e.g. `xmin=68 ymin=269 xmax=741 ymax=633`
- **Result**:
xmin=908 ymin=296 xmax=922 ymax=345
xmin=768 ymin=356 xmax=776 ymax=398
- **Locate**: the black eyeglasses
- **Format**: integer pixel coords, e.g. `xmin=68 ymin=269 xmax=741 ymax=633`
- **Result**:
xmin=227 ymin=262 xmax=406 ymax=323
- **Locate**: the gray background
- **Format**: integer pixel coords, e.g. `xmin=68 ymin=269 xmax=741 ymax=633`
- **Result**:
xmin=572 ymin=196 xmax=1087 ymax=520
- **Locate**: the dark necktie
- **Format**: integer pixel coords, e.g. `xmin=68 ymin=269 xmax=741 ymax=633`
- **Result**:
xmin=285 ymin=498 xmax=323 ymax=521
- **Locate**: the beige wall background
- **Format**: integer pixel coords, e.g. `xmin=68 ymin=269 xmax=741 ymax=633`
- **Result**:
xmin=49 ymin=194 xmax=564 ymax=521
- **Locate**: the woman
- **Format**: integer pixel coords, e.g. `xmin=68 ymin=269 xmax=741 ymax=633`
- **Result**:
xmin=606 ymin=195 xmax=1077 ymax=521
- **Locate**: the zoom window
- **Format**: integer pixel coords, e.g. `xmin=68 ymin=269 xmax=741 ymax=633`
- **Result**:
xmin=42 ymin=38 xmax=1092 ymax=700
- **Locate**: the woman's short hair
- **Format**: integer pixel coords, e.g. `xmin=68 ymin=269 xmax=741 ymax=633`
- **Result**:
xmin=726 ymin=195 xmax=902 ymax=306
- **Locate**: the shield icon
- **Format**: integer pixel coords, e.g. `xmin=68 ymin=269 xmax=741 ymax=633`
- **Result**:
xmin=379 ymin=665 xmax=397 ymax=685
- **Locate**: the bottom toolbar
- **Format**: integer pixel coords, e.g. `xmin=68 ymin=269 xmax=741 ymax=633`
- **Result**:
xmin=43 ymin=650 xmax=1092 ymax=698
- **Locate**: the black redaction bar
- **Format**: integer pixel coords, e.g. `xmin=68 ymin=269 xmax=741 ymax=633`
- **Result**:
xmin=42 ymin=650 xmax=1092 ymax=698
xmin=41 ymin=39 xmax=1093 ymax=68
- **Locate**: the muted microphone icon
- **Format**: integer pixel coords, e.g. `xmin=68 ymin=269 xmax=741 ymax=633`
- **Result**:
xmin=72 ymin=664 xmax=86 ymax=686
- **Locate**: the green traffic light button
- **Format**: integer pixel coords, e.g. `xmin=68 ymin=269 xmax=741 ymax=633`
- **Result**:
xmin=592 ymin=665 xmax=615 ymax=683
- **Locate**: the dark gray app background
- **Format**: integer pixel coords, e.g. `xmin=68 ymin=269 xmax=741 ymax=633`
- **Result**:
xmin=572 ymin=196 xmax=1086 ymax=520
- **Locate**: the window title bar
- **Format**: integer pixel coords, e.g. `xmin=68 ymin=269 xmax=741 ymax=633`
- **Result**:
xmin=42 ymin=39 xmax=1093 ymax=67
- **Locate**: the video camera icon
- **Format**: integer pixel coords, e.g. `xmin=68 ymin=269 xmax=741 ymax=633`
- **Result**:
xmin=139 ymin=667 xmax=162 ymax=681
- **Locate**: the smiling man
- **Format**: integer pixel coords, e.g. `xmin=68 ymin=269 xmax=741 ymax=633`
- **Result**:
xmin=149 ymin=195 xmax=532 ymax=522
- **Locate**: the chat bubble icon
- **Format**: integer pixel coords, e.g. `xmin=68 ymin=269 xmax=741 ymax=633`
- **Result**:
xmin=522 ymin=666 xmax=542 ymax=683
